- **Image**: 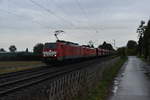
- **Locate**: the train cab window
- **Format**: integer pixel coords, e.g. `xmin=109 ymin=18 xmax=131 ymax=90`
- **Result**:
xmin=44 ymin=43 xmax=56 ymax=49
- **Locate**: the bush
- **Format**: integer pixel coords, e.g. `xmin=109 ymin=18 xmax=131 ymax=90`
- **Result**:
xmin=117 ymin=47 xmax=127 ymax=58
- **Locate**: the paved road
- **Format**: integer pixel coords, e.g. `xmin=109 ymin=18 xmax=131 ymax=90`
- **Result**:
xmin=109 ymin=56 xmax=150 ymax=100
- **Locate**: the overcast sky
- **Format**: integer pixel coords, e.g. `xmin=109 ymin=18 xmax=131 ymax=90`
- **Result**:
xmin=0 ymin=0 xmax=149 ymax=51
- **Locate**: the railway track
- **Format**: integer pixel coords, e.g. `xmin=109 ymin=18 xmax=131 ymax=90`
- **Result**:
xmin=0 ymin=56 xmax=114 ymax=97
xmin=0 ymin=67 xmax=44 ymax=79
xmin=0 ymin=64 xmax=84 ymax=97
xmin=0 ymin=66 xmax=54 ymax=83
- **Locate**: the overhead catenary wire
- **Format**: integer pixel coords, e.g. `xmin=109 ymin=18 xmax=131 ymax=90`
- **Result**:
xmin=75 ymin=0 xmax=102 ymax=35
xmin=0 ymin=9 xmax=49 ymax=29
xmin=74 ymin=0 xmax=102 ymax=45
xmin=47 ymin=0 xmax=79 ymax=27
xmin=29 ymin=0 xmax=76 ymax=29
xmin=74 ymin=0 xmax=91 ymax=29
xmin=46 ymin=0 xmax=78 ymax=29
xmin=47 ymin=0 xmax=67 ymax=15
xmin=3 ymin=0 xmax=98 ymax=31
xmin=7 ymin=0 xmax=57 ymax=29
xmin=48 ymin=0 xmax=96 ymax=31
xmin=75 ymin=0 xmax=88 ymax=20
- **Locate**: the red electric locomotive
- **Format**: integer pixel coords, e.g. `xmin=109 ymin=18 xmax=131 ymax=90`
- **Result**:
xmin=42 ymin=30 xmax=114 ymax=64
xmin=43 ymin=40 xmax=113 ymax=64
xmin=43 ymin=40 xmax=97 ymax=62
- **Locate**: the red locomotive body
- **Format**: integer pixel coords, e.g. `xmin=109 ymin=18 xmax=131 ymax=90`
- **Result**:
xmin=43 ymin=40 xmax=97 ymax=61
xmin=43 ymin=40 xmax=113 ymax=63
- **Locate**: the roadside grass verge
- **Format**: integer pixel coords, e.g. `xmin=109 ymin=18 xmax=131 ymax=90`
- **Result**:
xmin=138 ymin=56 xmax=150 ymax=78
xmin=0 ymin=61 xmax=45 ymax=74
xmin=75 ymin=57 xmax=127 ymax=100
xmin=138 ymin=55 xmax=146 ymax=61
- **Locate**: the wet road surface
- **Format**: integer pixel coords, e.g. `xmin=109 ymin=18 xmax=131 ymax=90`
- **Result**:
xmin=109 ymin=56 xmax=150 ymax=100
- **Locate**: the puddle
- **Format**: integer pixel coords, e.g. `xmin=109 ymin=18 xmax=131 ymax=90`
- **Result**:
xmin=110 ymin=61 xmax=126 ymax=96
xmin=112 ymin=79 xmax=119 ymax=94
xmin=111 ymin=72 xmax=124 ymax=95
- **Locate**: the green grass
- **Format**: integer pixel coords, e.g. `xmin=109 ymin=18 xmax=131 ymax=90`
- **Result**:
xmin=0 ymin=61 xmax=45 ymax=74
xmin=138 ymin=55 xmax=148 ymax=62
xmin=75 ymin=57 xmax=127 ymax=100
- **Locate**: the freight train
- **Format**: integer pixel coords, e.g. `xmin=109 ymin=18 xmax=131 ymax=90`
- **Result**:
xmin=43 ymin=40 xmax=113 ymax=63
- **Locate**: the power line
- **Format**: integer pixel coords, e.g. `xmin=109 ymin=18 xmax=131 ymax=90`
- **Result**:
xmin=47 ymin=0 xmax=66 ymax=14
xmin=0 ymin=9 xmax=49 ymax=29
xmin=75 ymin=0 xmax=102 ymax=32
xmin=75 ymin=0 xmax=88 ymax=20
xmin=29 ymin=0 xmax=76 ymax=28
xmin=48 ymin=0 xmax=79 ymax=24
xmin=7 ymin=0 xmax=55 ymax=29
xmin=75 ymin=0 xmax=92 ymax=29
xmin=49 ymin=0 xmax=95 ymax=30
xmin=46 ymin=0 xmax=78 ymax=29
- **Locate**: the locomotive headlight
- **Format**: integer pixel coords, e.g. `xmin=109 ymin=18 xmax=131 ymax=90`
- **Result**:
xmin=43 ymin=51 xmax=56 ymax=57
xmin=43 ymin=52 xmax=47 ymax=57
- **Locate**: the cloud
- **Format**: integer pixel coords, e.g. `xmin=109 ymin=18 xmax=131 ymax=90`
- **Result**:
xmin=0 ymin=0 xmax=150 ymax=50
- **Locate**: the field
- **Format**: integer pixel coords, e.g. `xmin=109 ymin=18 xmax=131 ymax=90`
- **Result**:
xmin=0 ymin=61 xmax=45 ymax=74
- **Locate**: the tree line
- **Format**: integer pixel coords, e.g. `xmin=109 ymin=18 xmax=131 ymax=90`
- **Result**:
xmin=117 ymin=40 xmax=137 ymax=58
xmin=116 ymin=20 xmax=150 ymax=59
xmin=0 ymin=44 xmax=43 ymax=55
xmin=137 ymin=20 xmax=150 ymax=59
xmin=0 ymin=41 xmax=115 ymax=61
xmin=0 ymin=44 xmax=44 ymax=61
xmin=0 ymin=41 xmax=115 ymax=55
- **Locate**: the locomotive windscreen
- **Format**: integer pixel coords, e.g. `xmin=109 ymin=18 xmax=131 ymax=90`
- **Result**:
xmin=44 ymin=43 xmax=56 ymax=49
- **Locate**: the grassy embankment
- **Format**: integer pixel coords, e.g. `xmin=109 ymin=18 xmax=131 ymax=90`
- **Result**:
xmin=0 ymin=61 xmax=45 ymax=74
xmin=138 ymin=56 xmax=150 ymax=78
xmin=138 ymin=55 xmax=150 ymax=64
xmin=75 ymin=57 xmax=127 ymax=100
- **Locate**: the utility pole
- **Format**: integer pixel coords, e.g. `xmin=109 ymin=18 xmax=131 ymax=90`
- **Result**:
xmin=113 ymin=40 xmax=116 ymax=49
